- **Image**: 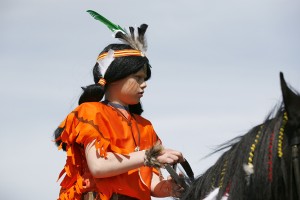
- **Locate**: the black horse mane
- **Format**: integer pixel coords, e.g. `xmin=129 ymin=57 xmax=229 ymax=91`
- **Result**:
xmin=181 ymin=73 xmax=300 ymax=200
xmin=181 ymin=105 xmax=286 ymax=200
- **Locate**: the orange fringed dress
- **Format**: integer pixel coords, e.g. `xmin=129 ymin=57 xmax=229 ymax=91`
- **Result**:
xmin=56 ymin=102 xmax=161 ymax=200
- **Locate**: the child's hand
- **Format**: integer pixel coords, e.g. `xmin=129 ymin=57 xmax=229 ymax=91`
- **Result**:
xmin=156 ymin=148 xmax=184 ymax=165
xmin=167 ymin=173 xmax=185 ymax=197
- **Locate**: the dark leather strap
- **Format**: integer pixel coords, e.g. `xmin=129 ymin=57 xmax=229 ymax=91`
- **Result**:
xmin=165 ymin=159 xmax=195 ymax=190
xmin=180 ymin=159 xmax=195 ymax=181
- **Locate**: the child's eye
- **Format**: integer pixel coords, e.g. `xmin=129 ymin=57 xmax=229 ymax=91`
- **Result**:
xmin=135 ymin=76 xmax=144 ymax=82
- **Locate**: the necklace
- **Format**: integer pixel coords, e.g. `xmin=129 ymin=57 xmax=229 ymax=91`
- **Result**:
xmin=105 ymin=101 xmax=129 ymax=111
xmin=131 ymin=115 xmax=141 ymax=152
xmin=104 ymin=101 xmax=141 ymax=152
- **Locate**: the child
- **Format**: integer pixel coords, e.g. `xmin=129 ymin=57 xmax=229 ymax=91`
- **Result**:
xmin=54 ymin=11 xmax=184 ymax=200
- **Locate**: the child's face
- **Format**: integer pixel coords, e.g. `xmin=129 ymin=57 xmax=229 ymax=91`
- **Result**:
xmin=109 ymin=67 xmax=147 ymax=106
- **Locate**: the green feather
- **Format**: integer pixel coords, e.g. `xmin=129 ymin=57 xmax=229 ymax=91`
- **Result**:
xmin=87 ymin=10 xmax=125 ymax=33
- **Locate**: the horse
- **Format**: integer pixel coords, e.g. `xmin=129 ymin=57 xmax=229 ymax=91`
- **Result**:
xmin=179 ymin=72 xmax=300 ymax=200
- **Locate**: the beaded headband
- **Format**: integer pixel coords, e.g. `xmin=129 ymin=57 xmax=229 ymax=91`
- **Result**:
xmin=87 ymin=10 xmax=149 ymax=85
xmin=96 ymin=49 xmax=145 ymax=82
xmin=97 ymin=49 xmax=144 ymax=60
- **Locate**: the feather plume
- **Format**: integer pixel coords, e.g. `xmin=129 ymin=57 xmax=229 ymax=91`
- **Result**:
xmin=87 ymin=10 xmax=148 ymax=54
xmin=87 ymin=10 xmax=125 ymax=34
xmin=129 ymin=27 xmax=135 ymax=41
xmin=97 ymin=49 xmax=114 ymax=76
xmin=203 ymin=188 xmax=219 ymax=200
xmin=221 ymin=192 xmax=229 ymax=200
xmin=137 ymin=24 xmax=148 ymax=52
xmin=116 ymin=28 xmax=139 ymax=50
xmin=243 ymin=163 xmax=254 ymax=185
xmin=202 ymin=188 xmax=229 ymax=200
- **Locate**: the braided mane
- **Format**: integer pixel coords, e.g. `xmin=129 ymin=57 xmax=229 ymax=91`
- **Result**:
xmin=181 ymin=73 xmax=300 ymax=200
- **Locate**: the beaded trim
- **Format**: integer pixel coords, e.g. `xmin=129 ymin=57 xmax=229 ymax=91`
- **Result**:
xmin=97 ymin=49 xmax=144 ymax=60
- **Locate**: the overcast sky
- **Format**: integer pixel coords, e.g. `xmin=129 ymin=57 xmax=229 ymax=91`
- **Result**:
xmin=1 ymin=0 xmax=299 ymax=200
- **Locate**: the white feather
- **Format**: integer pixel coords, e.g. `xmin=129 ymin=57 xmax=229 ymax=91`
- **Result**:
xmin=221 ymin=196 xmax=229 ymax=200
xmin=221 ymin=193 xmax=229 ymax=200
xmin=243 ymin=163 xmax=254 ymax=175
xmin=122 ymin=26 xmax=147 ymax=56
xmin=97 ymin=49 xmax=115 ymax=76
xmin=243 ymin=163 xmax=254 ymax=185
xmin=203 ymin=188 xmax=219 ymax=200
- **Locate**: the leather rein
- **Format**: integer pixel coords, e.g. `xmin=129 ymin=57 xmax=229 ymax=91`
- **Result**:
xmin=164 ymin=159 xmax=195 ymax=190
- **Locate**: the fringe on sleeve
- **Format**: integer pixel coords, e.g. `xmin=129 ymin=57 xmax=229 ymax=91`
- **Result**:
xmin=55 ymin=103 xmax=111 ymax=200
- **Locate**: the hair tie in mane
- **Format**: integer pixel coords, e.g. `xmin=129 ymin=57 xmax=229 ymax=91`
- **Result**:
xmin=268 ymin=132 xmax=275 ymax=182
xmin=278 ymin=112 xmax=288 ymax=158
xmin=180 ymin=73 xmax=300 ymax=200
xmin=243 ymin=125 xmax=264 ymax=185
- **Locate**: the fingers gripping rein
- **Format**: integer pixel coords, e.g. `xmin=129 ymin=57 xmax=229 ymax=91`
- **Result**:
xmin=143 ymin=143 xmax=194 ymax=193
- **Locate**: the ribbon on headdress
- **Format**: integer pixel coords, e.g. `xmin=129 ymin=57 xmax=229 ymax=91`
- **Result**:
xmin=88 ymin=10 xmax=148 ymax=77
xmin=97 ymin=49 xmax=144 ymax=77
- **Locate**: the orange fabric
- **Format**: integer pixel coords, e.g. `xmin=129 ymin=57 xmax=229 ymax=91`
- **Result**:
xmin=56 ymin=102 xmax=160 ymax=200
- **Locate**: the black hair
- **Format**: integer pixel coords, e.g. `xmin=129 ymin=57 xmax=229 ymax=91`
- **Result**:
xmin=78 ymin=43 xmax=151 ymax=115
xmin=54 ymin=44 xmax=151 ymax=149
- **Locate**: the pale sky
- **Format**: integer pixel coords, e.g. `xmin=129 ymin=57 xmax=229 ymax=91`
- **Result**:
xmin=1 ymin=0 xmax=299 ymax=200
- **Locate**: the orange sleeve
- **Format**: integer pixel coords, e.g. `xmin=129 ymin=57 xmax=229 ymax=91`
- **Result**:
xmin=56 ymin=102 xmax=113 ymax=200
xmin=57 ymin=102 xmax=111 ymax=157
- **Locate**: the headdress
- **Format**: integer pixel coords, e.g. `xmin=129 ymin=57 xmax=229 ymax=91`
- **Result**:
xmin=87 ymin=10 xmax=149 ymax=83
